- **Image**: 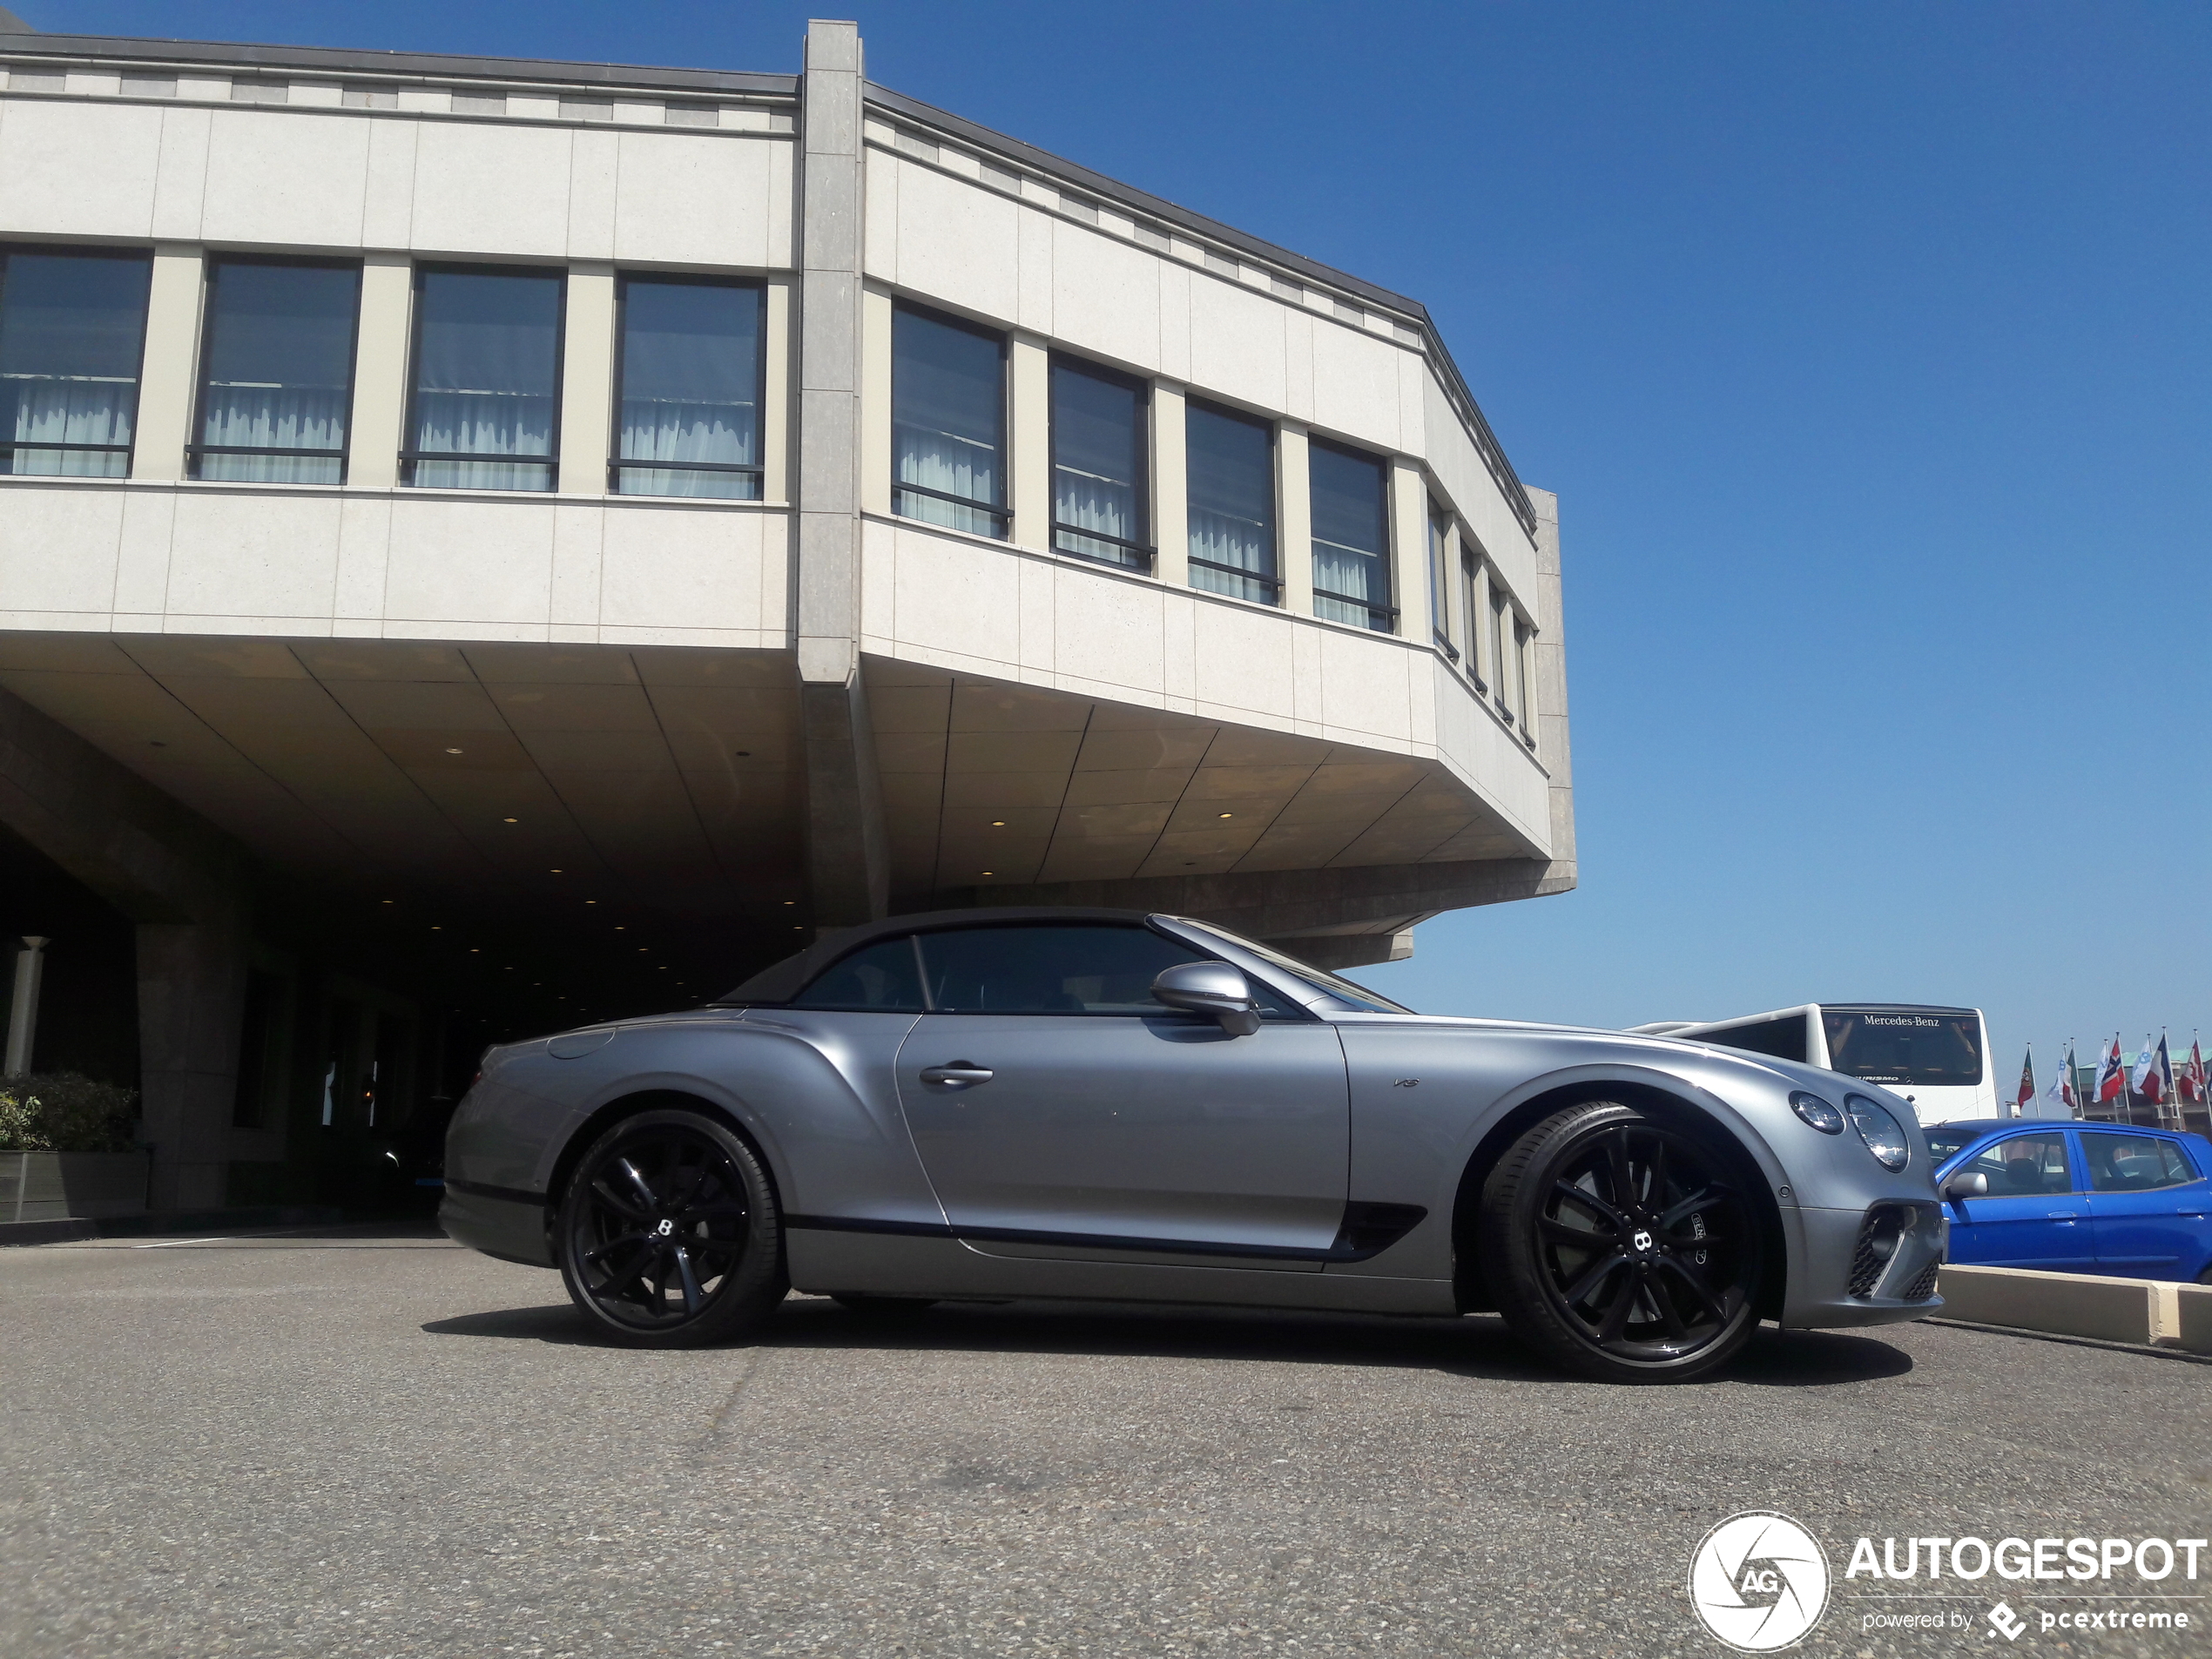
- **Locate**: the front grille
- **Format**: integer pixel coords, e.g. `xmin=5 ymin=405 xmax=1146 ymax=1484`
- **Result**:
xmin=1901 ymin=1254 xmax=1942 ymax=1302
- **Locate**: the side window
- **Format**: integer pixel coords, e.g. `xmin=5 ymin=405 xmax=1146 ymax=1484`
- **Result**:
xmin=1696 ymin=1015 xmax=1808 ymax=1064
xmin=892 ymin=301 xmax=1006 ymax=536
xmin=193 ymin=257 xmax=360 ymax=484
xmin=1965 ymin=1135 xmax=2073 ymax=1197
xmin=405 ymin=265 xmax=563 ymax=490
xmin=914 ymin=925 xmax=1295 ymax=1017
xmin=0 ymin=246 xmax=152 ymax=478
xmin=790 ymin=937 xmax=925 ymax=1011
xmin=2083 ymin=1134 xmax=2197 ymax=1194
xmin=613 ymin=274 xmax=763 ymax=499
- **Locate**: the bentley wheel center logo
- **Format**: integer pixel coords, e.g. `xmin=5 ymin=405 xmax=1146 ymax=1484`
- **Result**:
xmin=1689 ymin=1512 xmax=1831 ymax=1651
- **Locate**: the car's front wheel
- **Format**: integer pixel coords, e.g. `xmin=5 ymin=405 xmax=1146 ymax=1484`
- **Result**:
xmin=1480 ymin=1101 xmax=1764 ymax=1383
xmin=556 ymin=1108 xmax=787 ymax=1347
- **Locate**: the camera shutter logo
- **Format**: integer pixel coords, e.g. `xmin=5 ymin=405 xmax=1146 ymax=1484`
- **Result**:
xmin=1688 ymin=1512 xmax=1831 ymax=1651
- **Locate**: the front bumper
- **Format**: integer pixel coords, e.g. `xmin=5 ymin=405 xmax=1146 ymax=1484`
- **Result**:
xmin=1782 ymin=1202 xmax=1946 ymax=1329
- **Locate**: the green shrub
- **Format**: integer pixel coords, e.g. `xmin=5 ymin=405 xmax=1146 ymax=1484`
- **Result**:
xmin=0 ymin=1072 xmax=140 ymax=1154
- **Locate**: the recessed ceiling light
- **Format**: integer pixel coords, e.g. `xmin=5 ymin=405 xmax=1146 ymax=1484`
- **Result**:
xmin=1218 ymin=813 xmax=1233 ymax=819
xmin=981 ymin=870 xmax=994 ymax=876
xmin=469 ymin=948 xmax=479 ymax=953
xmin=615 ymin=926 xmax=625 ymax=931
xmin=445 ymin=746 xmax=464 ymax=755
xmin=550 ymin=868 xmax=563 ymax=874
xmin=990 ymin=819 xmax=1006 ymax=826
xmin=584 ymin=899 xmax=596 ymax=906
xmin=637 ymin=948 xmax=648 ymax=954
xmin=502 ymin=817 xmax=518 ymax=824
xmin=431 ymin=926 xmax=442 ymax=932
xmin=783 ymin=900 xmax=795 ymax=906
xmin=381 ymin=899 xmax=394 ymax=905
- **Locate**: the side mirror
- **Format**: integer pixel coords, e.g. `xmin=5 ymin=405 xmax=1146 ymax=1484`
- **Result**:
xmin=1151 ymin=961 xmax=1262 ymax=1037
xmin=1942 ymin=1170 xmax=1988 ymax=1201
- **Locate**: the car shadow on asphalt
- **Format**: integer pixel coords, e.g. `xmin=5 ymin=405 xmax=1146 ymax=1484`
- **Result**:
xmin=421 ymin=1296 xmax=1915 ymax=1387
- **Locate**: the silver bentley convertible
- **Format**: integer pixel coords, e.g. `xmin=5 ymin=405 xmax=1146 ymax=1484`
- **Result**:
xmin=441 ymin=907 xmax=1946 ymax=1382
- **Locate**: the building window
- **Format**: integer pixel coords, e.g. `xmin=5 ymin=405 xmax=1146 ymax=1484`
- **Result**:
xmin=611 ymin=274 xmax=763 ymax=500
xmin=402 ymin=265 xmax=563 ymax=491
xmin=190 ymin=258 xmax=360 ymax=485
xmin=1310 ymin=439 xmax=1393 ymax=631
xmin=1460 ymin=547 xmax=1486 ymax=690
xmin=1185 ymin=400 xmax=1278 ymax=604
xmin=1489 ymin=586 xmax=1511 ymax=718
xmin=1049 ymin=354 xmax=1150 ymax=571
xmin=1427 ymin=504 xmax=1457 ymax=660
xmin=1514 ymin=615 xmax=1536 ymax=738
xmin=0 ymin=247 xmax=151 ymax=478
xmin=892 ymin=300 xmax=1007 ymax=536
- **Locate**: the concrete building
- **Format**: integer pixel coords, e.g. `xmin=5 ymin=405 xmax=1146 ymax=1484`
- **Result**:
xmin=0 ymin=17 xmax=1575 ymax=1211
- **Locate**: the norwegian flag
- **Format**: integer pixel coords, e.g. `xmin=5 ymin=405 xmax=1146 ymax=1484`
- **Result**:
xmin=2094 ymin=1035 xmax=2127 ymax=1103
xmin=2047 ymin=1044 xmax=2079 ymax=1116
xmin=2013 ymin=1049 xmax=2036 ymax=1115
xmin=2182 ymin=1038 xmax=2208 ymax=1106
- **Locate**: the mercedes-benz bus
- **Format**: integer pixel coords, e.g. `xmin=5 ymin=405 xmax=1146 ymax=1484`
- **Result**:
xmin=1629 ymin=1004 xmax=1999 ymax=1125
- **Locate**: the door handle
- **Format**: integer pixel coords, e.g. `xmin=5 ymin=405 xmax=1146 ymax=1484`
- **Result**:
xmin=920 ymin=1062 xmax=994 ymax=1088
xmin=2047 ymin=1211 xmax=2078 ymax=1221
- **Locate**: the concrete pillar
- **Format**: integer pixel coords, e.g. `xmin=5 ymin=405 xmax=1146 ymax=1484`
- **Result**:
xmin=1008 ymin=331 xmax=1050 ymax=550
xmin=1525 ymin=485 xmax=1576 ymax=880
xmin=1276 ymin=422 xmax=1310 ymax=615
xmin=795 ymin=18 xmax=889 ymax=925
xmin=347 ymin=253 xmax=413 ymax=489
xmin=131 ymin=244 xmax=204 ymax=482
xmin=137 ymin=919 xmax=248 ymax=1211
xmin=5 ymin=935 xmax=48 ymax=1075
xmin=1150 ymin=381 xmax=1187 ymax=588
xmin=764 ymin=276 xmax=795 ymax=503
xmin=559 ymin=262 xmax=617 ymax=494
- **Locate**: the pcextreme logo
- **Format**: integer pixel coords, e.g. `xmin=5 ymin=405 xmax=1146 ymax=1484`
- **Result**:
xmin=1689 ymin=1512 xmax=1831 ymax=1652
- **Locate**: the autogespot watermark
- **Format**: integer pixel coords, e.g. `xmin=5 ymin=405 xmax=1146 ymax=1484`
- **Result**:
xmin=1688 ymin=1515 xmax=2207 ymax=1649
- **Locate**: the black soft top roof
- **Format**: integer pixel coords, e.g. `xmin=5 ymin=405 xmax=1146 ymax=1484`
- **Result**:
xmin=717 ymin=906 xmax=1158 ymax=1005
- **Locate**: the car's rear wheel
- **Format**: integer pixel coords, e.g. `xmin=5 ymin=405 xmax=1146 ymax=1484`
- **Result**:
xmin=556 ymin=1108 xmax=786 ymax=1347
xmin=1480 ymin=1101 xmax=1764 ymax=1383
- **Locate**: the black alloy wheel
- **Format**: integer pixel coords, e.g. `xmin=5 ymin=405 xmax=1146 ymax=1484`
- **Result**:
xmin=556 ymin=1108 xmax=787 ymax=1347
xmin=1480 ymin=1101 xmax=1764 ymax=1383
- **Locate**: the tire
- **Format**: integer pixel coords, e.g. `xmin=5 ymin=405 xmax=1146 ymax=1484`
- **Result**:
xmin=832 ymin=1293 xmax=940 ymax=1316
xmin=1479 ymin=1100 xmax=1764 ymax=1384
xmin=555 ymin=1108 xmax=787 ymax=1347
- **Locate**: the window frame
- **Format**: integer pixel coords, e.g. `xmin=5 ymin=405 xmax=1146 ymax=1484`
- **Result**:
xmin=2081 ymin=1130 xmax=2203 ymax=1194
xmin=1459 ymin=543 xmax=1487 ymax=692
xmin=186 ymin=253 xmax=362 ymax=484
xmin=890 ymin=297 xmax=1011 ymax=536
xmin=1183 ymin=395 xmax=1281 ymax=604
xmin=1426 ymin=502 xmax=1458 ymax=661
xmin=607 ymin=269 xmax=766 ymax=498
xmin=0 ymin=241 xmax=154 ymax=476
xmin=1046 ymin=349 xmax=1153 ymax=573
xmin=398 ymin=260 xmax=568 ymax=492
xmin=1306 ymin=434 xmax=1398 ymax=633
xmin=1973 ymin=1132 xmax=2077 ymax=1196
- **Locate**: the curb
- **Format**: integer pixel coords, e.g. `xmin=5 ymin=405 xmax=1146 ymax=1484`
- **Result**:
xmin=0 ymin=1204 xmax=344 ymax=1248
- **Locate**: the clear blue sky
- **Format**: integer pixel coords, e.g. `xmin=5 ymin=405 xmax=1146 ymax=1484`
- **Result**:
xmin=24 ymin=1 xmax=2210 ymax=1075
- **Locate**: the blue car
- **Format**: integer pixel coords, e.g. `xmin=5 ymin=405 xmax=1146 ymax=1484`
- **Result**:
xmin=1927 ymin=1120 xmax=2212 ymax=1283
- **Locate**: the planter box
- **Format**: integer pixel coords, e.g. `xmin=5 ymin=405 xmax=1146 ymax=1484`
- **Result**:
xmin=0 ymin=1150 xmax=150 ymax=1223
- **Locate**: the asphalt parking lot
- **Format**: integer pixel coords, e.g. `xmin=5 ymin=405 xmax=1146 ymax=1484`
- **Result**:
xmin=2 ymin=1225 xmax=2208 ymax=1659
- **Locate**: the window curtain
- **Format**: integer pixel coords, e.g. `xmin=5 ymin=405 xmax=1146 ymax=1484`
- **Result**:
xmin=617 ymin=280 xmax=760 ymax=500
xmin=199 ymin=385 xmax=346 ymax=482
xmin=410 ymin=270 xmax=559 ymax=491
xmin=3 ymin=376 xmax=134 ymax=475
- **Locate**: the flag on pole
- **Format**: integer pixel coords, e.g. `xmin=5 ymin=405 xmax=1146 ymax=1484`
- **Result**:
xmin=2182 ymin=1037 xmax=2208 ymax=1106
xmin=2013 ymin=1048 xmax=2036 ymax=1115
xmin=2047 ymin=1043 xmax=2078 ymax=1116
xmin=2155 ymin=1033 xmax=2175 ymax=1109
xmin=2094 ymin=1035 xmax=2127 ymax=1103
xmin=2132 ymin=1035 xmax=2165 ymax=1106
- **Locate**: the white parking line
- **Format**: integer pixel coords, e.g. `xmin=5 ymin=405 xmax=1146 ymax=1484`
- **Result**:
xmin=131 ymin=1237 xmax=229 ymax=1249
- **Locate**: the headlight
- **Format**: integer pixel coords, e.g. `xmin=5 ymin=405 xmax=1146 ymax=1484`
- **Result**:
xmin=1844 ymin=1093 xmax=1910 ymax=1171
xmin=1790 ymin=1090 xmax=1845 ymax=1134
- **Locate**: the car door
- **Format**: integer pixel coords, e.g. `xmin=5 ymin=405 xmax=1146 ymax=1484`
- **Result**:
xmin=2082 ymin=1130 xmax=2211 ymax=1279
xmin=1942 ymin=1131 xmax=2094 ymax=1270
xmin=893 ymin=921 xmax=1350 ymax=1271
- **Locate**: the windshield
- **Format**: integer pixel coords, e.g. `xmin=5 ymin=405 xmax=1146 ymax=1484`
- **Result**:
xmin=1170 ymin=918 xmax=1414 ymax=1015
xmin=1823 ymin=1009 xmax=1983 ymax=1088
xmin=1924 ymin=1126 xmax=1982 ymax=1164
